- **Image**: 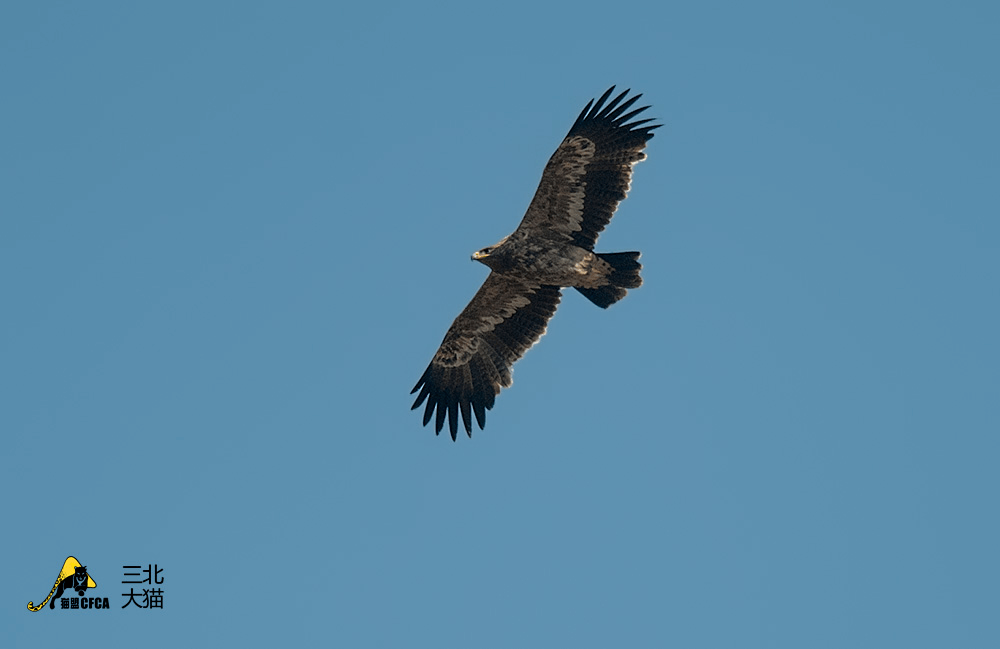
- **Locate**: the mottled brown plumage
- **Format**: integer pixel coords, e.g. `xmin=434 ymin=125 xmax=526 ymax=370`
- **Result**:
xmin=411 ymin=87 xmax=659 ymax=439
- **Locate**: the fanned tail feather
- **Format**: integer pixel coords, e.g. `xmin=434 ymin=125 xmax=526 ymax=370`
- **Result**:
xmin=576 ymin=251 xmax=642 ymax=308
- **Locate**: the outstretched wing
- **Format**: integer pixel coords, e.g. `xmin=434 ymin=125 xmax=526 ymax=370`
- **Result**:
xmin=515 ymin=87 xmax=660 ymax=250
xmin=411 ymin=274 xmax=562 ymax=440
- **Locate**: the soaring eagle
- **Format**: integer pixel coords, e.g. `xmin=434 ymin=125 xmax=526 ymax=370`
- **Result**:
xmin=411 ymin=87 xmax=659 ymax=440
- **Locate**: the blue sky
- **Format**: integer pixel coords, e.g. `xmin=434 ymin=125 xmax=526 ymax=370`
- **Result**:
xmin=3 ymin=1 xmax=998 ymax=647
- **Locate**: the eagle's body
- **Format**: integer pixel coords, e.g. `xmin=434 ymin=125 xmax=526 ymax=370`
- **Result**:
xmin=412 ymin=87 xmax=659 ymax=439
xmin=476 ymin=238 xmax=612 ymax=288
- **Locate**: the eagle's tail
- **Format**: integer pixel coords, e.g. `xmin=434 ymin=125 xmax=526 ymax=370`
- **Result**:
xmin=575 ymin=252 xmax=643 ymax=309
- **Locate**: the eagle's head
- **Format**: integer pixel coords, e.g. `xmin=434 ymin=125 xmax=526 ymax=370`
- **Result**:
xmin=472 ymin=246 xmax=503 ymax=271
xmin=472 ymin=236 xmax=509 ymax=268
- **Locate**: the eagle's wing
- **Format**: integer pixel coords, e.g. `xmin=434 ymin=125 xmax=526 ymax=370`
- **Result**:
xmin=411 ymin=273 xmax=562 ymax=440
xmin=514 ymin=87 xmax=660 ymax=249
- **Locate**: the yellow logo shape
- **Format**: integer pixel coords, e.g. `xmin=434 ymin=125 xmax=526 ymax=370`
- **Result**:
xmin=27 ymin=556 xmax=97 ymax=612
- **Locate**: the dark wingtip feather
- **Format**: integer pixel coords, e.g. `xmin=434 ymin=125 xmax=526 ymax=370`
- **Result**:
xmin=589 ymin=86 xmax=617 ymax=117
xmin=606 ymin=93 xmax=642 ymax=122
xmin=434 ymin=397 xmax=447 ymax=433
xmin=622 ymin=116 xmax=654 ymax=129
xmin=422 ymin=395 xmax=435 ymax=426
xmin=596 ymin=88 xmax=631 ymax=119
xmin=471 ymin=393 xmax=487 ymax=430
xmin=572 ymin=98 xmax=595 ymax=129
xmin=615 ymin=105 xmax=651 ymax=126
xmin=447 ymin=399 xmax=459 ymax=440
xmin=410 ymin=382 xmax=430 ymax=410
xmin=460 ymin=400 xmax=472 ymax=436
xmin=410 ymin=368 xmax=428 ymax=396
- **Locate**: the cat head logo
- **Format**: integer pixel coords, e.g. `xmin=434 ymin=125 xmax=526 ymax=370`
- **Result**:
xmin=26 ymin=556 xmax=97 ymax=612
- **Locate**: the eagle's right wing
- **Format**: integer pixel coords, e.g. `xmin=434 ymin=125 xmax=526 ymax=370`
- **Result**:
xmin=411 ymin=273 xmax=562 ymax=440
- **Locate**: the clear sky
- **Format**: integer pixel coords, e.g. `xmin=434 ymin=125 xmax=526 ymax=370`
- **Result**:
xmin=3 ymin=1 xmax=998 ymax=647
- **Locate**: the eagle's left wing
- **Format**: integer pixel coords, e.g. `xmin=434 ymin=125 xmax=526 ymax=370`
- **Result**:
xmin=513 ymin=87 xmax=659 ymax=249
xmin=411 ymin=273 xmax=562 ymax=440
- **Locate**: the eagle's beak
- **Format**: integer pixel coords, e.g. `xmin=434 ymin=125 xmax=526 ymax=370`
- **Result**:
xmin=472 ymin=251 xmax=487 ymax=260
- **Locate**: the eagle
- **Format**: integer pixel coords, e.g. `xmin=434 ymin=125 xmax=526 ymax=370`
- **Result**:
xmin=411 ymin=87 xmax=660 ymax=440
